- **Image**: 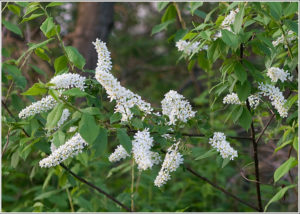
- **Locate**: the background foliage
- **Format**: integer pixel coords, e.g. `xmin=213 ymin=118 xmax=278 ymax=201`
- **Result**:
xmin=2 ymin=2 xmax=298 ymax=212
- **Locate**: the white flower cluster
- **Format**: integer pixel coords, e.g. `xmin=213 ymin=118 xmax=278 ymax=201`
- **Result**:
xmin=208 ymin=132 xmax=238 ymax=160
xmin=214 ymin=8 xmax=239 ymax=40
xmin=19 ymin=73 xmax=86 ymax=119
xmin=93 ymin=38 xmax=153 ymax=121
xmin=272 ymin=31 xmax=297 ymax=47
xmin=258 ymin=83 xmax=288 ymax=118
xmin=18 ymin=95 xmax=57 ymax=119
xmin=154 ymin=142 xmax=184 ymax=187
xmin=108 ymin=145 xmax=130 ymax=162
xmin=53 ymin=109 xmax=70 ymax=130
xmin=39 ymin=133 xmax=88 ymax=168
xmin=132 ymin=129 xmax=161 ymax=171
xmin=267 ymin=67 xmax=293 ymax=83
xmin=223 ymin=93 xmax=260 ymax=109
xmin=175 ymin=40 xmax=208 ymax=55
xmin=161 ymin=90 xmax=196 ymax=125
xmin=50 ymin=73 xmax=86 ymax=91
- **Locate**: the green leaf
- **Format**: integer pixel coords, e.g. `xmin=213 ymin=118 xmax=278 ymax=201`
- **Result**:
xmin=34 ymin=48 xmax=50 ymax=63
xmin=15 ymin=2 xmax=29 ymax=7
xmin=2 ymin=20 xmax=23 ymax=37
xmin=283 ymin=2 xmax=298 ymax=17
xmin=30 ymin=64 xmax=45 ymax=76
xmin=293 ymin=136 xmax=298 ymax=153
xmin=274 ymin=140 xmax=292 ymax=153
xmin=79 ymin=114 xmax=100 ymax=144
xmin=46 ymin=2 xmax=64 ymax=8
xmin=34 ymin=189 xmax=62 ymax=201
xmin=21 ymin=83 xmax=47 ymax=96
xmin=232 ymin=105 xmax=243 ymax=123
xmin=40 ymin=17 xmax=56 ymax=38
xmin=221 ymin=29 xmax=239 ymax=49
xmin=23 ymin=3 xmax=40 ymax=17
xmin=267 ymin=2 xmax=282 ymax=21
xmin=161 ymin=4 xmax=177 ymax=23
xmin=110 ymin=112 xmax=122 ymax=124
xmin=236 ymin=81 xmax=251 ymax=102
xmin=20 ymin=13 xmax=44 ymax=24
xmin=117 ymin=128 xmax=132 ymax=153
xmin=284 ymin=20 xmax=298 ymax=35
xmin=233 ymin=4 xmax=244 ymax=34
xmin=81 ymin=107 xmax=101 ymax=116
xmin=65 ymin=46 xmax=86 ymax=69
xmin=207 ymin=39 xmax=221 ymax=63
xmin=274 ymin=157 xmax=297 ymax=183
xmin=151 ymin=19 xmax=175 ymax=35
xmin=94 ymin=127 xmax=108 ymax=155
xmin=54 ymin=55 xmax=69 ymax=75
xmin=264 ymin=184 xmax=297 ymax=211
xmin=195 ymin=149 xmax=218 ymax=160
xmin=238 ymin=107 xmax=252 ymax=130
xmin=8 ymin=4 xmax=21 ymax=16
xmin=62 ymin=88 xmax=88 ymax=97
xmin=174 ymin=29 xmax=189 ymax=42
xmin=190 ymin=2 xmax=203 ymax=16
xmin=46 ymin=103 xmax=64 ymax=130
xmin=27 ymin=38 xmax=55 ymax=52
xmin=222 ymin=158 xmax=230 ymax=168
xmin=157 ymin=2 xmax=169 ymax=12
xmin=52 ymin=130 xmax=66 ymax=147
xmin=11 ymin=152 xmax=19 ymax=168
xmin=234 ymin=62 xmax=247 ymax=84
xmin=132 ymin=118 xmax=143 ymax=129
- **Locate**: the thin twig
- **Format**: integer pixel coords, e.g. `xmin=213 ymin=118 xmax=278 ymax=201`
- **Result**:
xmin=186 ymin=165 xmax=259 ymax=211
xmin=256 ymin=113 xmax=275 ymax=144
xmin=2 ymin=129 xmax=11 ymax=156
xmin=173 ymin=2 xmax=186 ymax=29
xmin=131 ymin=159 xmax=135 ymax=212
xmin=60 ymin=163 xmax=131 ymax=212
xmin=66 ymin=187 xmax=75 ymax=212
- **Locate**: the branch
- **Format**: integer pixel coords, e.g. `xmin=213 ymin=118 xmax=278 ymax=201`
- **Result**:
xmin=256 ymin=113 xmax=275 ymax=144
xmin=185 ymin=165 xmax=260 ymax=211
xmin=60 ymin=163 xmax=131 ymax=212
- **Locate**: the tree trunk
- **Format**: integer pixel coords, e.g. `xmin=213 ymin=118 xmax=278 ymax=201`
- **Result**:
xmin=70 ymin=2 xmax=114 ymax=71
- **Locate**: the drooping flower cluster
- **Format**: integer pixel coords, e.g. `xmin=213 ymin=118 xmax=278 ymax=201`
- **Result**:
xmin=208 ymin=132 xmax=238 ymax=160
xmin=18 ymin=73 xmax=86 ymax=119
xmin=18 ymin=95 xmax=57 ymax=119
xmin=267 ymin=67 xmax=293 ymax=83
xmin=132 ymin=129 xmax=161 ymax=171
xmin=53 ymin=108 xmax=70 ymax=130
xmin=39 ymin=133 xmax=88 ymax=168
xmin=50 ymin=73 xmax=86 ymax=91
xmin=108 ymin=145 xmax=130 ymax=162
xmin=175 ymin=40 xmax=208 ymax=55
xmin=223 ymin=93 xmax=260 ymax=109
xmin=154 ymin=142 xmax=184 ymax=187
xmin=161 ymin=90 xmax=196 ymax=125
xmin=272 ymin=30 xmax=297 ymax=47
xmin=93 ymin=38 xmax=152 ymax=121
xmin=258 ymin=83 xmax=288 ymax=118
xmin=214 ymin=8 xmax=239 ymax=40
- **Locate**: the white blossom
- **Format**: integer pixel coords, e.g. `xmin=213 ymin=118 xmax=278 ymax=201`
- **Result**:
xmin=68 ymin=126 xmax=77 ymax=133
xmin=258 ymin=83 xmax=288 ymax=118
xmin=18 ymin=95 xmax=57 ymax=119
xmin=108 ymin=145 xmax=130 ymax=162
xmin=93 ymin=38 xmax=153 ymax=121
xmin=208 ymin=132 xmax=238 ymax=160
xmin=154 ymin=142 xmax=183 ymax=187
xmin=50 ymin=142 xmax=57 ymax=153
xmin=213 ymin=8 xmax=239 ymax=40
xmin=52 ymin=109 xmax=70 ymax=130
xmin=39 ymin=133 xmax=88 ymax=168
xmin=50 ymin=73 xmax=86 ymax=91
xmin=267 ymin=67 xmax=293 ymax=83
xmin=223 ymin=93 xmax=260 ymax=109
xmin=272 ymin=30 xmax=297 ymax=47
xmin=161 ymin=90 xmax=196 ymax=125
xmin=176 ymin=40 xmax=208 ymax=55
xmin=132 ymin=129 xmax=161 ymax=171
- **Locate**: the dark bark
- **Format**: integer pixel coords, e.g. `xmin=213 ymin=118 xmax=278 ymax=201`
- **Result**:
xmin=69 ymin=2 xmax=114 ymax=71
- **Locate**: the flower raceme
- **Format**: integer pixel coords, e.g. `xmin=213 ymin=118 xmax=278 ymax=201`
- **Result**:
xmin=176 ymin=40 xmax=208 ymax=55
xmin=93 ymin=38 xmax=153 ymax=121
xmin=154 ymin=142 xmax=184 ymax=187
xmin=258 ymin=83 xmax=288 ymax=118
xmin=18 ymin=73 xmax=86 ymax=119
xmin=208 ymin=132 xmax=238 ymax=160
xmin=109 ymin=145 xmax=130 ymax=162
xmin=266 ymin=67 xmax=293 ymax=83
xmin=161 ymin=90 xmax=196 ymax=125
xmin=223 ymin=93 xmax=261 ymax=109
xmin=132 ymin=129 xmax=161 ymax=171
xmin=272 ymin=30 xmax=297 ymax=47
xmin=39 ymin=133 xmax=88 ymax=168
